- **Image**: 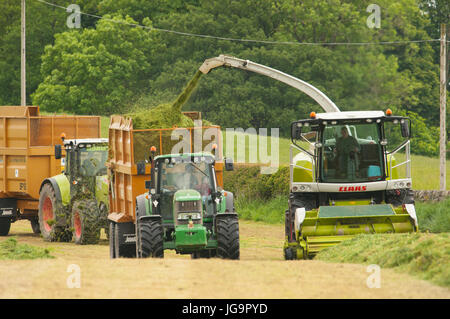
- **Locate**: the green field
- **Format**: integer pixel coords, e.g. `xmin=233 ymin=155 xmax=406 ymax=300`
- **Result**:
xmin=316 ymin=232 xmax=450 ymax=287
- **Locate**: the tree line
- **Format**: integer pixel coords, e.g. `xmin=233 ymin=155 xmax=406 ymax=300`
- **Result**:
xmin=0 ymin=0 xmax=448 ymax=156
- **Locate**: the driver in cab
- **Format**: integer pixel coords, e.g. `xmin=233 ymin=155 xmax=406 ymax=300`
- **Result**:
xmin=81 ymin=152 xmax=99 ymax=175
xmin=334 ymin=127 xmax=360 ymax=178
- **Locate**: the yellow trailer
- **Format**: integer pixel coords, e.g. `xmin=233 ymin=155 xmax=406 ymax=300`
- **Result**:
xmin=0 ymin=106 xmax=101 ymax=235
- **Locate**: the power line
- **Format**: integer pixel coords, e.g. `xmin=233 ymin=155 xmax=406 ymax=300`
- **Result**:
xmin=36 ymin=0 xmax=441 ymax=46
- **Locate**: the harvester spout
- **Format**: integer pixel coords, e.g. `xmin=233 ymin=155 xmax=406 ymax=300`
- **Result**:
xmin=199 ymin=54 xmax=340 ymax=113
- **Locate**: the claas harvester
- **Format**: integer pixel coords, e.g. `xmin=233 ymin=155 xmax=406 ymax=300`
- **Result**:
xmin=194 ymin=55 xmax=418 ymax=260
xmin=107 ymin=115 xmax=239 ymax=259
xmin=284 ymin=110 xmax=418 ymax=259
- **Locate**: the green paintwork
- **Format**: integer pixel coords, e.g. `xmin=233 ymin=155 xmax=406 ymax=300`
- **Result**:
xmin=386 ymin=154 xmax=399 ymax=180
xmin=52 ymin=174 xmax=71 ymax=206
xmin=292 ymin=154 xmax=313 ymax=183
xmin=174 ymin=189 xmax=202 ymax=202
xmin=145 ymin=196 xmax=151 ymax=216
xmin=318 ymin=204 xmax=395 ymax=218
xmin=175 ymin=224 xmax=207 ymax=250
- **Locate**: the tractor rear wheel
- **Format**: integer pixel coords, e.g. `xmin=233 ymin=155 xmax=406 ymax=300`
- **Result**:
xmin=0 ymin=218 xmax=11 ymax=236
xmin=216 ymin=215 xmax=240 ymax=260
xmin=38 ymin=183 xmax=71 ymax=242
xmin=72 ymin=200 xmax=101 ymax=245
xmin=138 ymin=219 xmax=164 ymax=258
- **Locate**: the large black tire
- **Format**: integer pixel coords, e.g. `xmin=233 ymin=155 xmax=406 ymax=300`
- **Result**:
xmin=109 ymin=222 xmax=115 ymax=259
xmin=286 ymin=193 xmax=317 ymax=242
xmin=38 ymin=183 xmax=71 ymax=242
xmin=114 ymin=222 xmax=136 ymax=258
xmin=0 ymin=218 xmax=11 ymax=236
xmin=283 ymin=247 xmax=297 ymax=260
xmin=216 ymin=215 xmax=240 ymax=260
xmin=138 ymin=219 xmax=164 ymax=258
xmin=72 ymin=200 xmax=101 ymax=245
xmin=30 ymin=218 xmax=40 ymax=234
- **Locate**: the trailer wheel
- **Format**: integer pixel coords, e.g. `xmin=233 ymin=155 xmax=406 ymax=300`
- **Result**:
xmin=30 ymin=218 xmax=40 ymax=234
xmin=138 ymin=219 xmax=164 ymax=258
xmin=72 ymin=200 xmax=101 ymax=245
xmin=0 ymin=218 xmax=11 ymax=236
xmin=216 ymin=215 xmax=240 ymax=260
xmin=39 ymin=183 xmax=71 ymax=242
xmin=109 ymin=222 xmax=115 ymax=259
xmin=114 ymin=222 xmax=136 ymax=258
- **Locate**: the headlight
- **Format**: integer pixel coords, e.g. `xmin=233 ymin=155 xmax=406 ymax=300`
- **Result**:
xmin=178 ymin=213 xmax=202 ymax=220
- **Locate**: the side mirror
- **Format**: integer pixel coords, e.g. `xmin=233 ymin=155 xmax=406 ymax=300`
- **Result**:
xmin=55 ymin=145 xmax=62 ymax=159
xmin=291 ymin=123 xmax=302 ymax=140
xmin=225 ymin=158 xmax=234 ymax=171
xmin=401 ymin=121 xmax=410 ymax=138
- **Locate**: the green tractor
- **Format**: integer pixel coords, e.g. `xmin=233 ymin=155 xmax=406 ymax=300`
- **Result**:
xmin=112 ymin=151 xmax=239 ymax=259
xmin=284 ymin=110 xmax=418 ymax=259
xmin=38 ymin=137 xmax=110 ymax=244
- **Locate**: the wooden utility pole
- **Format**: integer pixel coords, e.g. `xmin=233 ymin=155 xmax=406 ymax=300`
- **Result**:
xmin=440 ymin=24 xmax=447 ymax=191
xmin=21 ymin=0 xmax=26 ymax=106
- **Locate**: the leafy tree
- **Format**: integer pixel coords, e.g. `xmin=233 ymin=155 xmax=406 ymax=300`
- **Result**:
xmin=32 ymin=15 xmax=164 ymax=114
xmin=0 ymin=0 xmax=98 ymax=105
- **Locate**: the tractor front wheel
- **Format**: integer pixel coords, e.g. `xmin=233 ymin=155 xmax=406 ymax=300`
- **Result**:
xmin=138 ymin=219 xmax=164 ymax=258
xmin=0 ymin=218 xmax=11 ymax=236
xmin=283 ymin=247 xmax=297 ymax=260
xmin=30 ymin=218 xmax=40 ymax=234
xmin=72 ymin=200 xmax=101 ymax=245
xmin=216 ymin=215 xmax=240 ymax=260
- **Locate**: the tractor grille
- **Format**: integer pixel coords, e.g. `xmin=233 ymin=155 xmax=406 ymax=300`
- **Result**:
xmin=177 ymin=200 xmax=201 ymax=213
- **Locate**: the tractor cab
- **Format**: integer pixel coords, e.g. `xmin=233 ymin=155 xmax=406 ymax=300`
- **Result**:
xmin=56 ymin=138 xmax=109 ymax=200
xmin=151 ymin=153 xmax=218 ymax=223
xmin=291 ymin=111 xmax=411 ymax=184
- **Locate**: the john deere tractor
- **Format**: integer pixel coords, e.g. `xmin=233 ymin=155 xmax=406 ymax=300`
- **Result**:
xmin=284 ymin=110 xmax=418 ymax=259
xmin=38 ymin=137 xmax=109 ymax=244
xmin=114 ymin=151 xmax=239 ymax=259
